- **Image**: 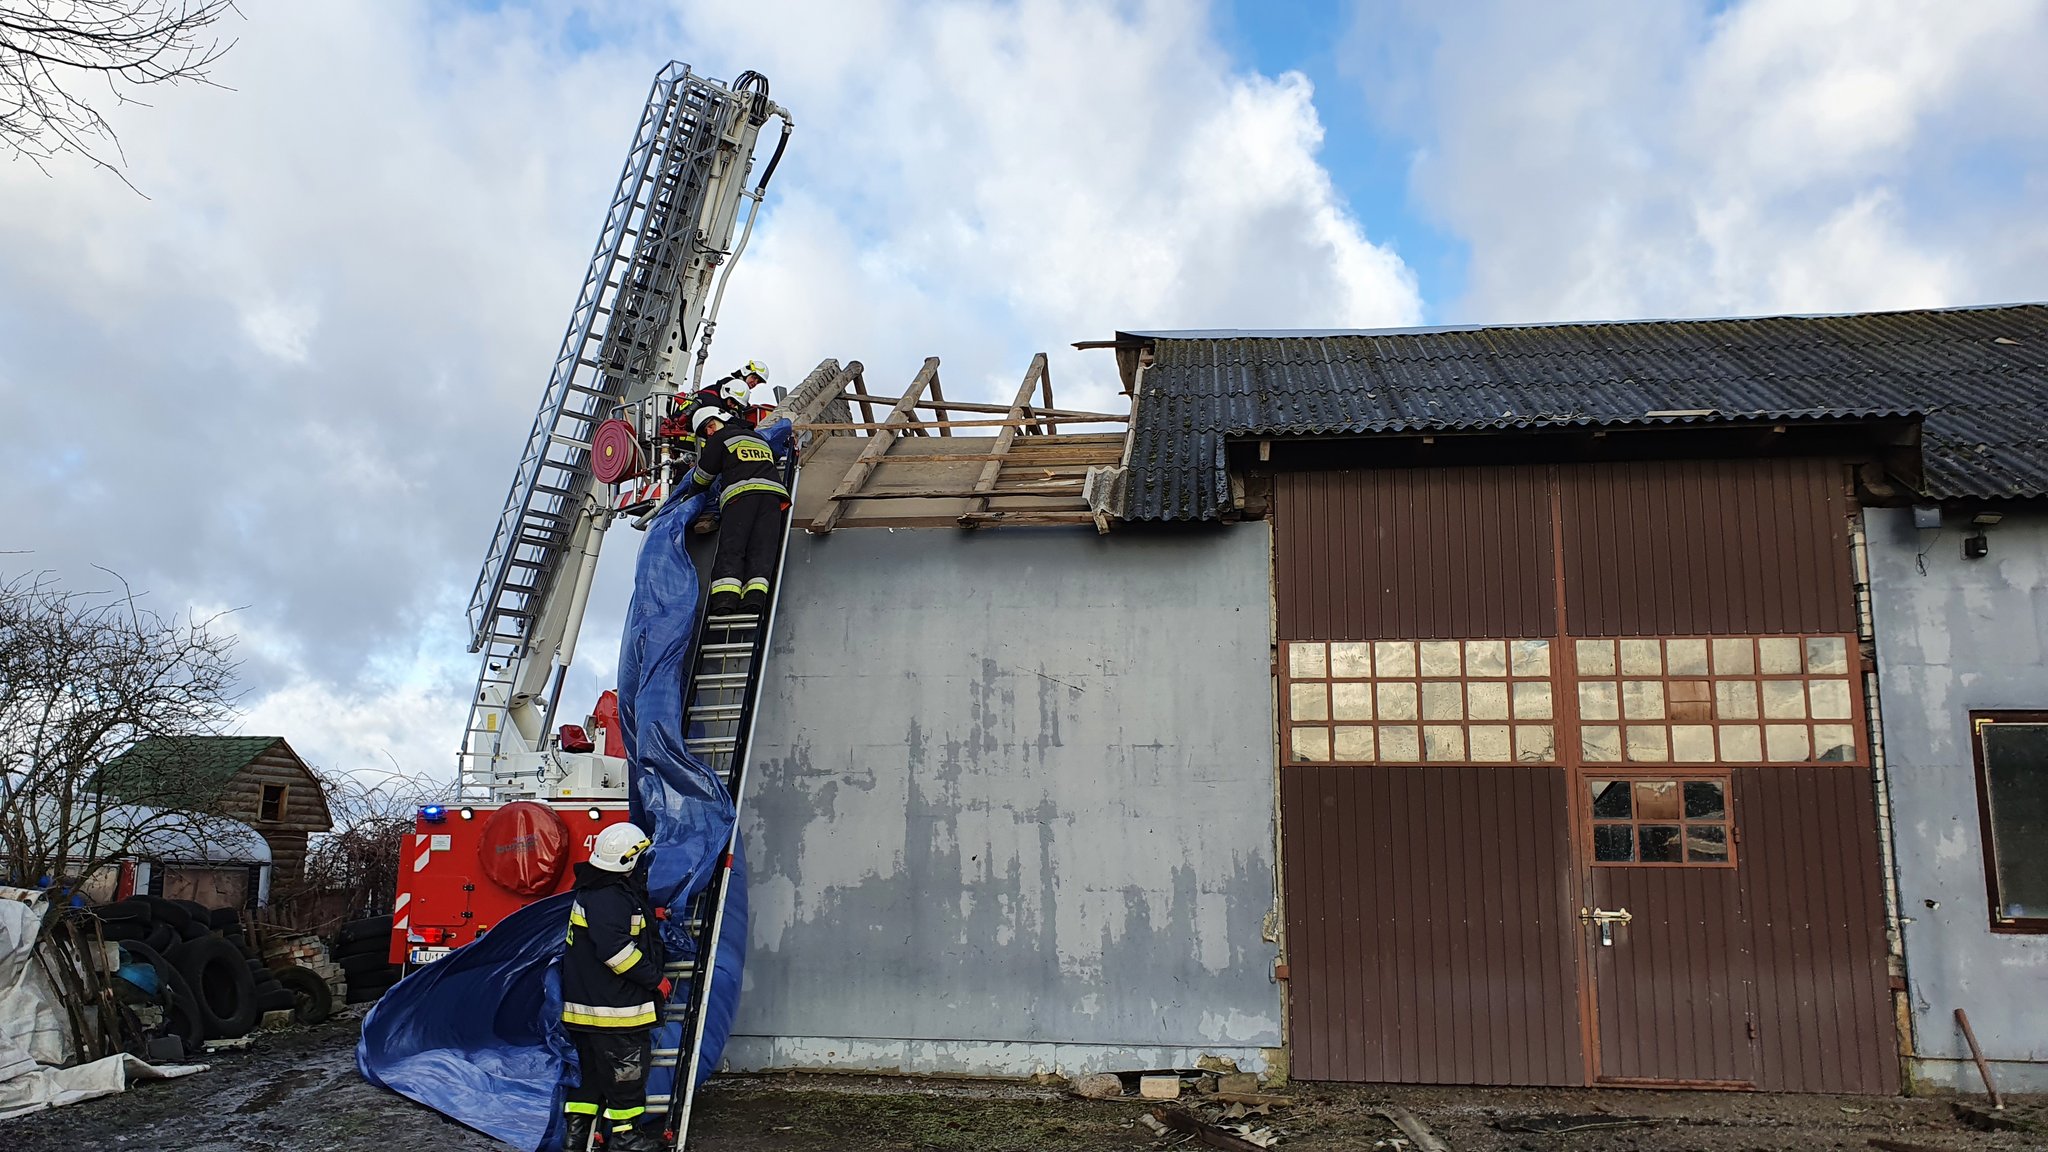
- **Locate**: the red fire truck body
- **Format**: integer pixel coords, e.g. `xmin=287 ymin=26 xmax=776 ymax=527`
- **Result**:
xmin=389 ymin=799 xmax=634 ymax=966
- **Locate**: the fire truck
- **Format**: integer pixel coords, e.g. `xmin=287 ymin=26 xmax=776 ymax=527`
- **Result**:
xmin=388 ymin=63 xmax=791 ymax=969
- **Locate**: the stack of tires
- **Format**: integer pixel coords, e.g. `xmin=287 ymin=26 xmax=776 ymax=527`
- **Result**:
xmin=331 ymin=915 xmax=401 ymax=1004
xmin=96 ymin=896 xmax=326 ymax=1052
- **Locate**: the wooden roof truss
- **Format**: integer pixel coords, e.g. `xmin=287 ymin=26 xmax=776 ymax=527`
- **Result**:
xmin=789 ymin=355 xmax=1129 ymax=534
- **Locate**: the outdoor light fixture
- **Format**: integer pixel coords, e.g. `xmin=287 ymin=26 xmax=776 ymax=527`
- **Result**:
xmin=588 ymin=807 xmax=603 ymax=821
xmin=420 ymin=805 xmax=447 ymax=823
xmin=1964 ymin=511 xmax=2001 ymax=559
xmin=459 ymin=807 xmax=476 ymax=821
xmin=1913 ymin=505 xmax=1942 ymax=530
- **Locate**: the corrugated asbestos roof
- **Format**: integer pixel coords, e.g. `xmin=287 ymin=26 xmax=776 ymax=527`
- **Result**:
xmin=1120 ymin=304 xmax=2048 ymax=521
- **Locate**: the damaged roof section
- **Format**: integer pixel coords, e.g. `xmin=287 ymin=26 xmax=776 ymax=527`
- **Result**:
xmin=1113 ymin=303 xmax=2048 ymax=522
xmin=783 ymin=356 xmax=1129 ymax=531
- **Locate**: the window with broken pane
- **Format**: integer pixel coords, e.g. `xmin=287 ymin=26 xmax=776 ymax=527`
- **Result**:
xmin=1589 ymin=776 xmax=1735 ymax=866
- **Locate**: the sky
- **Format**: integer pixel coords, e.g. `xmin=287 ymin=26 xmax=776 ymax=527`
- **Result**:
xmin=2 ymin=0 xmax=2045 ymax=788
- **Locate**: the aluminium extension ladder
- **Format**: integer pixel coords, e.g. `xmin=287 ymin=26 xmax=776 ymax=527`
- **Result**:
xmin=642 ymin=456 xmax=799 ymax=1150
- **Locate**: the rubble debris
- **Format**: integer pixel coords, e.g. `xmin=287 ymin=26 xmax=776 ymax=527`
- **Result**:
xmin=1196 ymin=1054 xmax=1241 ymax=1074
xmin=1070 ymin=1072 xmax=1124 ymax=1100
xmin=1139 ymin=1074 xmax=1182 ymax=1100
xmin=1216 ymin=1071 xmax=1260 ymax=1094
xmin=1378 ymin=1106 xmax=1450 ymax=1152
xmin=1156 ymin=1106 xmax=1278 ymax=1151
xmin=1138 ymin=1112 xmax=1171 ymax=1136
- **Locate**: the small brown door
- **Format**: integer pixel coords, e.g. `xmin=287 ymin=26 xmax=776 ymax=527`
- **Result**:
xmin=1581 ymin=776 xmax=1756 ymax=1085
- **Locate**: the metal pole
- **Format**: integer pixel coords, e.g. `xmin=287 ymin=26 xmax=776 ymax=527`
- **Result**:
xmin=1954 ymin=1008 xmax=2004 ymax=1109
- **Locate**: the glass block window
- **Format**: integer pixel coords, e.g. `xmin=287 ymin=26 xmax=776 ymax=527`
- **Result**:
xmin=1589 ymin=777 xmax=1735 ymax=867
xmin=1283 ymin=639 xmax=1556 ymax=764
xmin=1574 ymin=635 xmax=1862 ymax=765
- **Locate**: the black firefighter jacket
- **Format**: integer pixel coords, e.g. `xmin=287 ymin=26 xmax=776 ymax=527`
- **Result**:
xmin=560 ymin=863 xmax=665 ymax=1030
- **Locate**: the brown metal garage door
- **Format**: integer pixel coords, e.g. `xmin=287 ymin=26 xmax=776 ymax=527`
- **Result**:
xmin=1274 ymin=459 xmax=1897 ymax=1093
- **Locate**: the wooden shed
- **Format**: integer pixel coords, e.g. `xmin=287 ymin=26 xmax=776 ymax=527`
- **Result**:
xmin=95 ymin=736 xmax=334 ymax=887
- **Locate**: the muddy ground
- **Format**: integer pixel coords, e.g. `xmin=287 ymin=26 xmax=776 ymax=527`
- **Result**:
xmin=2 ymin=1014 xmax=2040 ymax=1151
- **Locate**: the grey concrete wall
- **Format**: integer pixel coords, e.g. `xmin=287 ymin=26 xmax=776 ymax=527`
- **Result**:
xmin=1866 ymin=505 xmax=2048 ymax=1092
xmin=727 ymin=523 xmax=1281 ymax=1078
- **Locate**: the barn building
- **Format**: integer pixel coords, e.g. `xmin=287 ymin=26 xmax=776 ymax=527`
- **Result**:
xmin=721 ymin=304 xmax=2045 ymax=1093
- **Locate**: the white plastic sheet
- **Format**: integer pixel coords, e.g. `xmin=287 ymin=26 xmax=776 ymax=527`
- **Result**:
xmin=0 ymin=886 xmax=205 ymax=1120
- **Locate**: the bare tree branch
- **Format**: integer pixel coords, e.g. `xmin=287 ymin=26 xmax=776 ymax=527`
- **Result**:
xmin=0 ymin=0 xmax=239 ymax=186
xmin=0 ymin=568 xmax=242 ymax=889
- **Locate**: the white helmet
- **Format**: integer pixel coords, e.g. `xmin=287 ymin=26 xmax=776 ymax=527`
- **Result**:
xmin=589 ymin=822 xmax=651 ymax=873
xmin=718 ymin=377 xmax=752 ymax=409
xmin=689 ymin=404 xmax=726 ymax=435
xmin=739 ymin=359 xmax=769 ymax=384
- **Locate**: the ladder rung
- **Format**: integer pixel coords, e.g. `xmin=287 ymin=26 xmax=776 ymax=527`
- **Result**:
xmin=645 ymin=1093 xmax=673 ymax=1107
xmin=684 ymin=737 xmax=736 ymax=749
xmin=687 ymin=705 xmax=742 ymax=720
xmin=651 ymin=1048 xmax=680 ymax=1061
xmin=664 ymin=960 xmax=696 ymax=975
xmin=703 ymin=614 xmax=760 ymax=625
xmin=690 ymin=672 xmax=749 ymax=686
xmin=698 ymin=642 xmax=755 ymax=655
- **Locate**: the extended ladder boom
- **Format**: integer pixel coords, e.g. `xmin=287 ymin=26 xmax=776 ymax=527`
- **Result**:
xmin=460 ymin=64 xmax=791 ymax=798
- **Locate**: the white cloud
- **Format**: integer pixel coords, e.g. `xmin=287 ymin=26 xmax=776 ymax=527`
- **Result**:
xmin=1353 ymin=0 xmax=2048 ymax=321
xmin=239 ymin=299 xmax=318 ymax=364
xmin=0 ymin=0 xmax=1414 ymax=776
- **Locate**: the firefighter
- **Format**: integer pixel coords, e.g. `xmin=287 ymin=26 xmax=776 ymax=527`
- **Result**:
xmin=687 ymin=403 xmax=789 ymax=617
xmin=560 ymin=822 xmax=668 ymax=1152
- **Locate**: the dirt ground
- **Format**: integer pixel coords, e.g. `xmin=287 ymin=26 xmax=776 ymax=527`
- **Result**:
xmin=1 ymin=1014 xmax=2040 ymax=1151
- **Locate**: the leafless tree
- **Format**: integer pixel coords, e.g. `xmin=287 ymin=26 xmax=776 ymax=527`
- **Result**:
xmin=293 ymin=764 xmax=450 ymax=923
xmin=0 ymin=0 xmax=239 ymax=179
xmin=0 ymin=570 xmax=242 ymax=890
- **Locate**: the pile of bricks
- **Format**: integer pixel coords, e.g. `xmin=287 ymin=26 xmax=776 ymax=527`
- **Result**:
xmin=260 ymin=931 xmax=348 ymax=1005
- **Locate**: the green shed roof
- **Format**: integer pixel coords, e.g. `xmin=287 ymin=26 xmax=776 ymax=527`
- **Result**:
xmin=94 ymin=736 xmax=289 ymax=807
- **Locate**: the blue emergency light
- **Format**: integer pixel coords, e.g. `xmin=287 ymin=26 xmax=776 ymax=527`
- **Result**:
xmin=420 ymin=805 xmax=447 ymax=823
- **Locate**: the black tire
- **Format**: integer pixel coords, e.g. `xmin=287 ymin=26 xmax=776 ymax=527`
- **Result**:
xmin=348 ymin=966 xmax=400 ymax=992
xmin=234 ymin=940 xmax=262 ymax=961
xmin=98 ymin=898 xmax=155 ymax=924
xmin=144 ymin=923 xmax=178 ymax=954
xmin=168 ymin=935 xmax=259 ymax=1040
xmin=174 ymin=918 xmax=211 ymax=943
xmin=344 ymin=984 xmax=389 ymax=1005
xmin=123 ymin=941 xmax=204 ymax=1054
xmin=171 ymin=899 xmax=212 ymax=923
xmin=206 ymin=906 xmax=242 ymax=931
xmin=142 ymin=896 xmax=190 ymax=927
xmin=100 ymin=919 xmax=149 ymax=942
xmin=257 ymin=987 xmax=297 ymax=1014
xmin=332 ymin=934 xmax=390 ymax=961
xmin=334 ymin=916 xmax=393 ymax=947
xmin=338 ymin=950 xmax=395 ymax=977
xmin=274 ymin=966 xmax=334 ymax=1026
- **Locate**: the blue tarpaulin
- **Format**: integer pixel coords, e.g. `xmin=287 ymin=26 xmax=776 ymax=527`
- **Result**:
xmin=358 ymin=421 xmax=787 ymax=1149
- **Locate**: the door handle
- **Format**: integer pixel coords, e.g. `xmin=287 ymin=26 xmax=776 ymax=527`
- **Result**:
xmin=1580 ymin=906 xmax=1632 ymax=947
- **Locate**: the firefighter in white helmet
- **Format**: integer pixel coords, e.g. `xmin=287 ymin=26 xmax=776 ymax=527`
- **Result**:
xmin=558 ymin=821 xmax=667 ymax=1152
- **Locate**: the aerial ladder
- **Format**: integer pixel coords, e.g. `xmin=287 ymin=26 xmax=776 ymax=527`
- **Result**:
xmin=391 ymin=60 xmax=794 ymax=1151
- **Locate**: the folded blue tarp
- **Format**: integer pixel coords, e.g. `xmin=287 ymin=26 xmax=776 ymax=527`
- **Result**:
xmin=358 ymin=421 xmax=788 ymax=1149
